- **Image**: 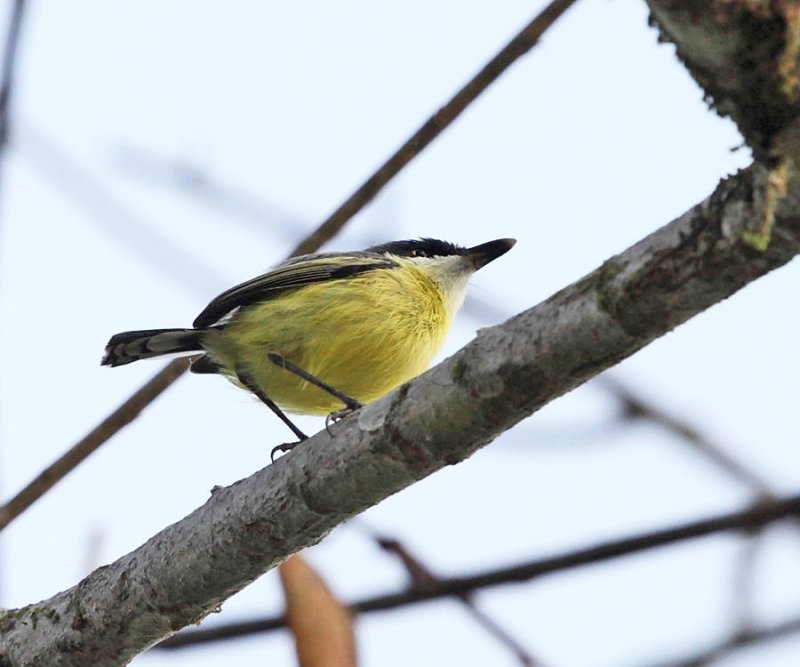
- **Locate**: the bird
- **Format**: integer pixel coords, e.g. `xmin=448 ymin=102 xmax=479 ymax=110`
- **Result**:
xmin=102 ymin=237 xmax=515 ymax=454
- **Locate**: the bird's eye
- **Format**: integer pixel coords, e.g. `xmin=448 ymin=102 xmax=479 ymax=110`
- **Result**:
xmin=410 ymin=249 xmax=427 ymax=258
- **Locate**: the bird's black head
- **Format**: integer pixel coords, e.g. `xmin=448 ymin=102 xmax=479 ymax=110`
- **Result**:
xmin=367 ymin=238 xmax=465 ymax=259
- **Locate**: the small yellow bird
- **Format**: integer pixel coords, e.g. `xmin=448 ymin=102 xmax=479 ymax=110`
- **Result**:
xmin=102 ymin=238 xmax=515 ymax=452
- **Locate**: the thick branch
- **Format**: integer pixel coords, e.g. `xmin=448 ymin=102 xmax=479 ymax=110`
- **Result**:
xmin=646 ymin=0 xmax=800 ymax=162
xmin=646 ymin=1 xmax=800 ymax=251
xmin=0 ymin=0 xmax=580 ymax=535
xmin=159 ymin=494 xmax=800 ymax=649
xmin=0 ymin=161 xmax=798 ymax=665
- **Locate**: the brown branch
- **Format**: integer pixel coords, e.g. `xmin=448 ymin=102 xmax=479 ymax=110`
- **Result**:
xmin=369 ymin=529 xmax=542 ymax=666
xmin=157 ymin=493 xmax=800 ymax=649
xmin=646 ymin=0 xmax=800 ymax=164
xmin=19 ymin=125 xmax=225 ymax=297
xmin=111 ymin=144 xmax=308 ymax=240
xmin=110 ymin=145 xmax=396 ymax=248
xmin=0 ymin=0 xmax=27 ymax=150
xmin=645 ymin=615 xmax=800 ymax=667
xmin=597 ymin=375 xmax=776 ymax=496
xmin=0 ymin=358 xmax=190 ymax=531
xmin=3 ymin=155 xmax=798 ymax=662
xmin=0 ymin=0 xmax=578 ymax=535
xmin=646 ymin=1 xmax=800 ymax=252
xmin=289 ymin=0 xmax=581 ymax=257
xmin=728 ymin=531 xmax=761 ymax=636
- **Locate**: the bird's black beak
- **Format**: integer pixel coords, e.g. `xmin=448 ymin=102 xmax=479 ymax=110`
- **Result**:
xmin=466 ymin=238 xmax=516 ymax=269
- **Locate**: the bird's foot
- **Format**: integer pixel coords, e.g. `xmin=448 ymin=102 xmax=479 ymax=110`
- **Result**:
xmin=270 ymin=437 xmax=306 ymax=463
xmin=325 ymin=401 xmax=363 ymax=436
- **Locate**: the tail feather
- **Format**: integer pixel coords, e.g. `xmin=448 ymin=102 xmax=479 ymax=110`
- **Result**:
xmin=101 ymin=328 xmax=202 ymax=367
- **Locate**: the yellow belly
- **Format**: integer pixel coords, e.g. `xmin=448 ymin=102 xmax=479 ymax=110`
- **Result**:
xmin=203 ymin=265 xmax=451 ymax=415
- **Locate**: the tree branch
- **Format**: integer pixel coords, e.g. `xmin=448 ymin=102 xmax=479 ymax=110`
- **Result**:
xmin=4 ymin=3 xmax=800 ymax=664
xmin=0 ymin=0 xmax=26 ymax=151
xmin=646 ymin=1 xmax=800 ymax=251
xmin=598 ymin=375 xmax=777 ymax=495
xmin=1 ymin=159 xmax=799 ymax=664
xmin=0 ymin=0 xmax=579 ymax=536
xmin=646 ymin=614 xmax=800 ymax=667
xmin=289 ymin=0 xmax=580 ymax=256
xmin=158 ymin=493 xmax=800 ymax=648
xmin=647 ymin=0 xmax=800 ymax=164
xmin=370 ymin=531 xmax=542 ymax=666
xmin=0 ymin=359 xmax=190 ymax=531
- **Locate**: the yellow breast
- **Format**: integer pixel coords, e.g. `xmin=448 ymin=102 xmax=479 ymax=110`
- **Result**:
xmin=204 ymin=261 xmax=452 ymax=415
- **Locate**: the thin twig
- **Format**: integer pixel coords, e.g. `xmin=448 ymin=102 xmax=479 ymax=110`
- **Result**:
xmin=0 ymin=0 xmax=27 ymax=151
xmin=729 ymin=530 xmax=762 ymax=635
xmin=597 ymin=375 xmax=777 ymax=497
xmin=0 ymin=0 xmax=579 ymax=534
xmin=111 ymin=144 xmax=307 ymax=240
xmin=19 ymin=125 xmax=225 ymax=298
xmin=0 ymin=358 xmax=190 ymax=531
xmin=290 ymin=0 xmax=581 ymax=257
xmin=111 ymin=144 xmax=397 ymax=248
xmin=157 ymin=494 xmax=800 ymax=649
xmin=644 ymin=614 xmax=800 ymax=667
xmin=370 ymin=530 xmax=543 ymax=667
xmin=602 ymin=375 xmax=790 ymax=633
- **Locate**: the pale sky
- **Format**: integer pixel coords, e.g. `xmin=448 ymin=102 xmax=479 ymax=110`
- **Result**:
xmin=1 ymin=2 xmax=798 ymax=666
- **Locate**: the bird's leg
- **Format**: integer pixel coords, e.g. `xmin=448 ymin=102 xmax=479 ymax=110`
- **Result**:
xmin=267 ymin=353 xmax=363 ymax=434
xmin=234 ymin=365 xmax=307 ymax=461
xmin=267 ymin=353 xmax=363 ymax=411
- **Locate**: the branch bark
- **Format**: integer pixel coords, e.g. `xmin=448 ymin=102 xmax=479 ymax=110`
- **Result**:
xmin=157 ymin=493 xmax=800 ymax=650
xmin=647 ymin=0 xmax=800 ymax=162
xmin=289 ymin=0 xmax=580 ymax=257
xmin=3 ymin=2 xmax=800 ymax=665
xmin=0 ymin=160 xmax=798 ymax=665
xmin=0 ymin=0 xmax=580 ymax=534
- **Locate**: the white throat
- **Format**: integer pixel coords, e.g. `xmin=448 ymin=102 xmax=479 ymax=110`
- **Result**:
xmin=408 ymin=254 xmax=473 ymax=317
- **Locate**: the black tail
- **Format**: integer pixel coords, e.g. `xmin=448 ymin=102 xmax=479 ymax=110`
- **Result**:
xmin=101 ymin=328 xmax=202 ymax=367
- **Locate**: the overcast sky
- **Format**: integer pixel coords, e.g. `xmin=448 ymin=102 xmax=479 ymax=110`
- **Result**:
xmin=1 ymin=2 xmax=798 ymax=666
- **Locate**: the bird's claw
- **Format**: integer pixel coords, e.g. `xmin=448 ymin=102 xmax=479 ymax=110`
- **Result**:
xmin=271 ymin=440 xmax=302 ymax=462
xmin=325 ymin=402 xmax=363 ymax=435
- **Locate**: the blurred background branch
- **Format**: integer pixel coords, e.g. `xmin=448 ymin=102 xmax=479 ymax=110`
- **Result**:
xmin=0 ymin=0 xmax=580 ymax=534
xmin=0 ymin=0 xmax=26 ymax=165
xmin=158 ymin=493 xmax=800 ymax=650
xmin=0 ymin=1 xmax=798 ymax=665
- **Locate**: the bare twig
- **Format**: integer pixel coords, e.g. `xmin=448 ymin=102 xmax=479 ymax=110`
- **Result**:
xmin=0 ymin=0 xmax=27 ymax=151
xmin=0 ymin=0 xmax=579 ymax=535
xmin=110 ymin=144 xmax=397 ymax=248
xmin=597 ymin=375 xmax=775 ymax=495
xmin=644 ymin=615 xmax=800 ymax=667
xmin=290 ymin=0 xmax=581 ymax=257
xmin=0 ymin=358 xmax=190 ymax=531
xmin=729 ymin=531 xmax=761 ymax=635
xmin=18 ymin=125 xmax=225 ymax=298
xmin=370 ymin=530 xmax=543 ymax=667
xmin=111 ymin=144 xmax=308 ymax=240
xmin=157 ymin=494 xmax=800 ymax=649
xmin=5 ymin=156 xmax=796 ymax=661
xmin=599 ymin=376 xmax=786 ymax=635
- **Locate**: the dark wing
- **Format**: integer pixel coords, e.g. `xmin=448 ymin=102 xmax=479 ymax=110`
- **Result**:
xmin=192 ymin=253 xmax=397 ymax=328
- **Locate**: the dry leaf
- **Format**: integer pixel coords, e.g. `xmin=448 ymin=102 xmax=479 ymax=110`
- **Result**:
xmin=279 ymin=554 xmax=357 ymax=667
